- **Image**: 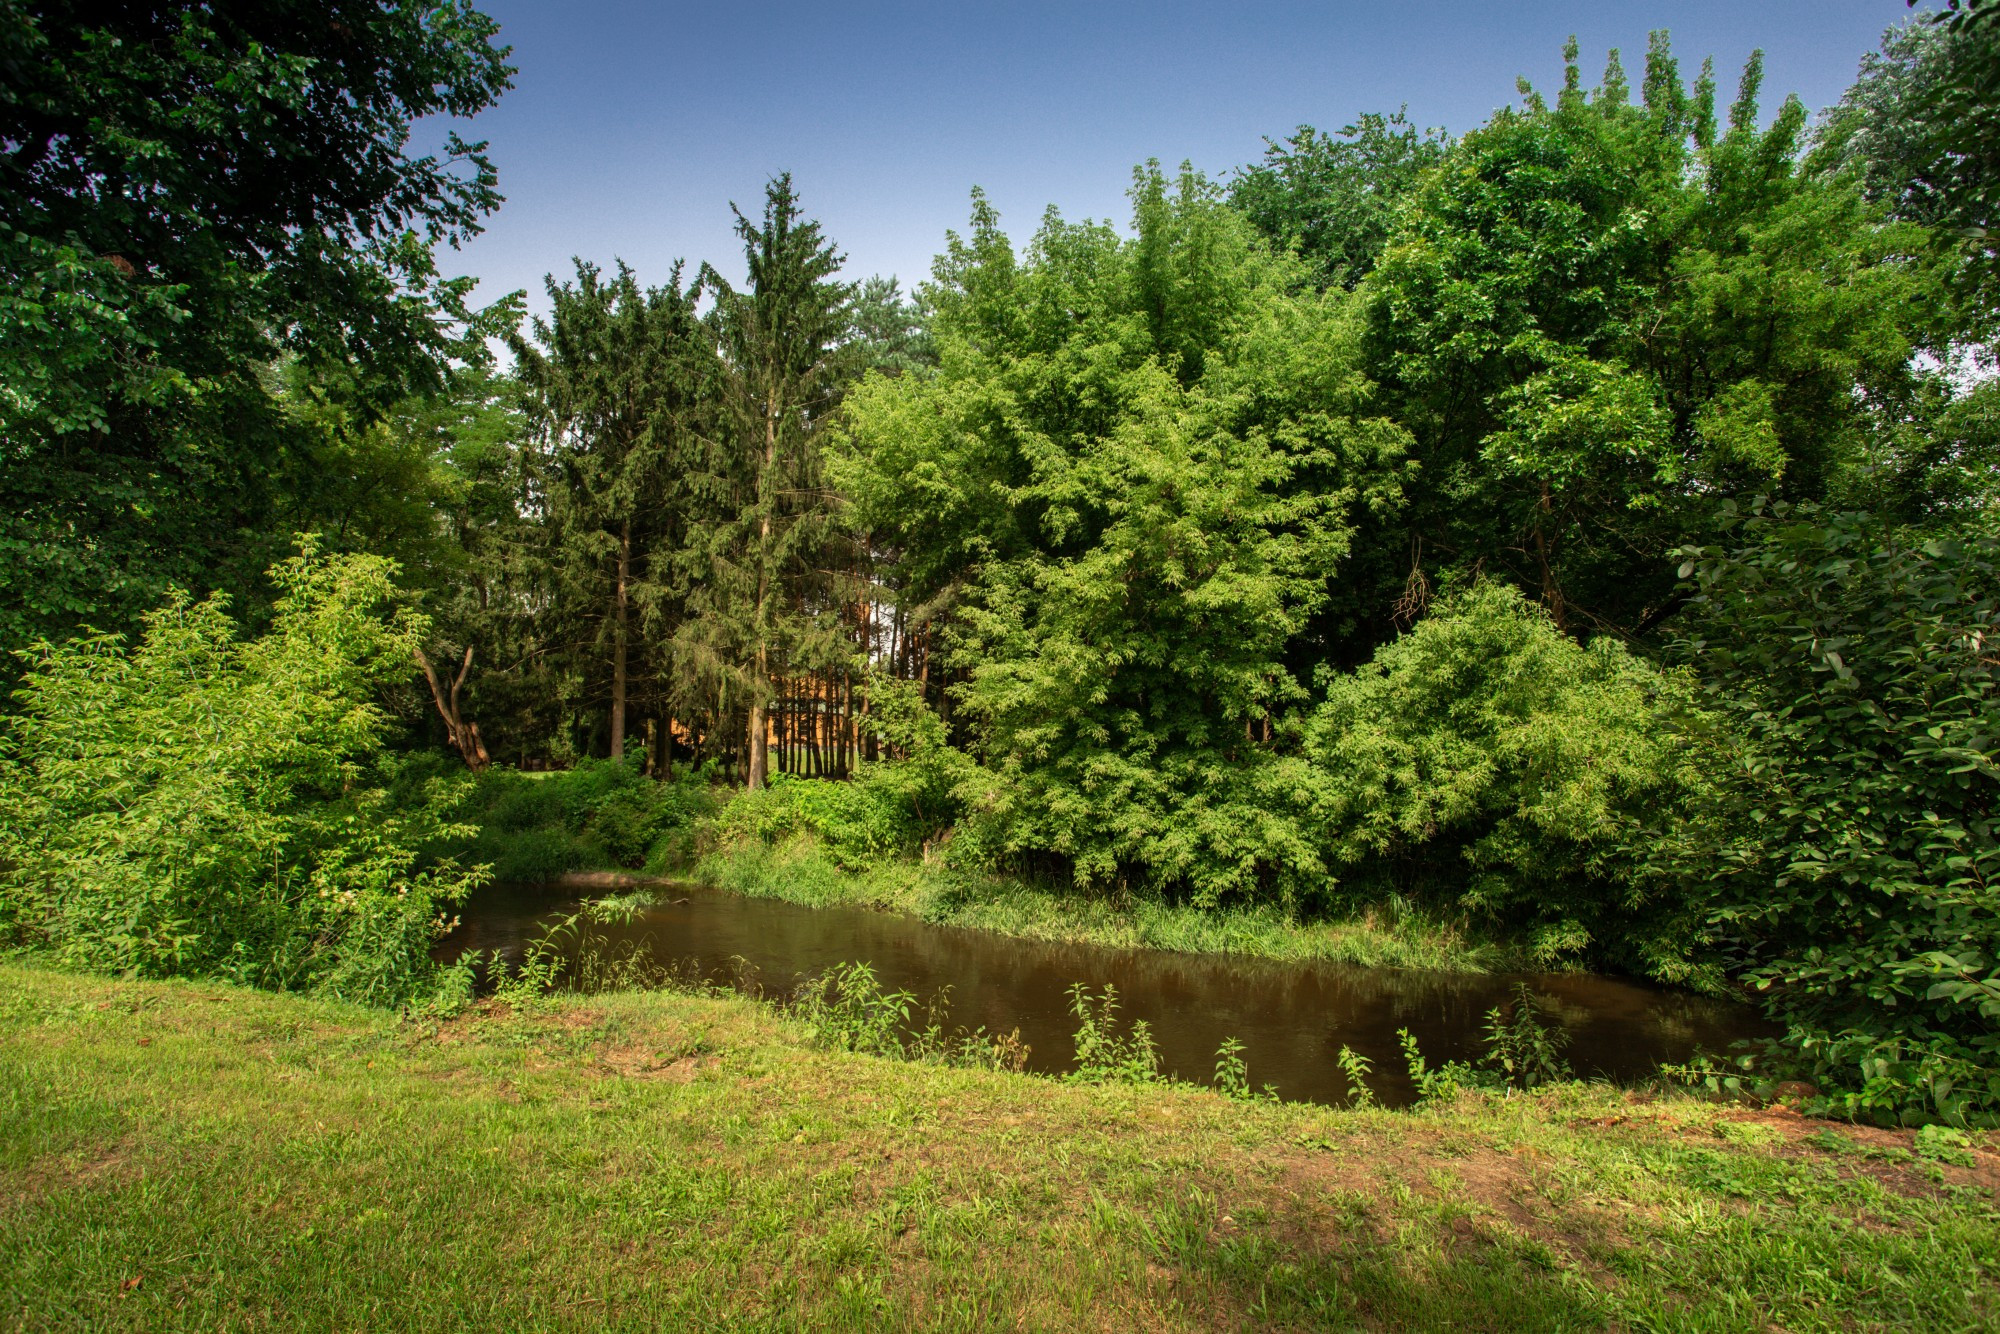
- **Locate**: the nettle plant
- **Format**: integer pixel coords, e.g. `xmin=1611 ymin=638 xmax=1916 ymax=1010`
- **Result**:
xmin=0 ymin=544 xmax=485 ymax=1007
xmin=1662 ymin=501 xmax=2000 ymax=1124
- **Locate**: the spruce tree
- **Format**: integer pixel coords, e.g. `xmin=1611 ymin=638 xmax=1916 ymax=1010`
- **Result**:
xmin=511 ymin=260 xmax=704 ymax=760
xmin=687 ymin=177 xmax=859 ymax=789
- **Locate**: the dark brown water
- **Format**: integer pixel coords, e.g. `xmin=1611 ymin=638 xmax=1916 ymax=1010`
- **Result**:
xmin=441 ymin=880 xmax=1771 ymax=1108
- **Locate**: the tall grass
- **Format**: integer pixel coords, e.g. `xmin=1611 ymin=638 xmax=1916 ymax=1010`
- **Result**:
xmin=694 ymin=833 xmax=1510 ymax=972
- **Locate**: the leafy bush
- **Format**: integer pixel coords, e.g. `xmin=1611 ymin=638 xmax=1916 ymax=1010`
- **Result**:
xmin=1659 ymin=501 xmax=2000 ymax=1124
xmin=1303 ymin=582 xmax=1712 ymax=970
xmin=1397 ymin=1028 xmax=1485 ymax=1104
xmin=792 ymin=961 xmax=917 ymax=1059
xmin=1210 ymin=1035 xmax=1278 ymax=1102
xmin=0 ymin=546 xmax=482 ymax=1007
xmin=439 ymin=759 xmax=715 ymax=881
xmin=792 ymin=962 xmax=1030 ymax=1072
xmin=1480 ymin=984 xmax=1574 ymax=1090
xmin=484 ymin=894 xmax=681 ymax=1004
xmin=709 ymin=772 xmax=912 ymax=870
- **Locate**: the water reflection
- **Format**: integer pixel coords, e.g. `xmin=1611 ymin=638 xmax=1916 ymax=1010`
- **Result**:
xmin=440 ymin=880 xmax=1772 ymax=1108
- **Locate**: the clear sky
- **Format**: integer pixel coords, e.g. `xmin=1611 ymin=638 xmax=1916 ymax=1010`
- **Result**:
xmin=441 ymin=0 xmax=1920 ymax=313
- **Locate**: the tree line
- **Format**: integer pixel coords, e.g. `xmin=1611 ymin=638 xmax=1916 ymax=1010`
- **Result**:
xmin=3 ymin=0 xmax=1999 ymax=1119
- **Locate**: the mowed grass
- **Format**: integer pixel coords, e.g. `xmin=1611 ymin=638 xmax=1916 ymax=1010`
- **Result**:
xmin=3 ymin=964 xmax=1997 ymax=1332
xmin=694 ymin=836 xmax=1506 ymax=973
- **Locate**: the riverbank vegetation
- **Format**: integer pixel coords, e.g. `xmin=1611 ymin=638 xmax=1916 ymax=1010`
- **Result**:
xmin=5 ymin=964 xmax=1997 ymax=1330
xmin=3 ymin=0 xmax=2000 ymax=1133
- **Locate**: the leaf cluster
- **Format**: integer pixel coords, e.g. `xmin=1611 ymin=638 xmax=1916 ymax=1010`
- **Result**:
xmin=0 ymin=543 xmax=485 ymax=1006
xmin=1655 ymin=501 xmax=2000 ymax=1122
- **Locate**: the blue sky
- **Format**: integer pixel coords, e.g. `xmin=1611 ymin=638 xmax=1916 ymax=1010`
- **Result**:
xmin=442 ymin=1 xmax=1919 ymax=312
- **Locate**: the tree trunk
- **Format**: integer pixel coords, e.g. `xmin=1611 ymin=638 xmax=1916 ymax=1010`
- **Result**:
xmin=746 ymin=693 xmax=769 ymax=790
xmin=416 ymin=645 xmax=491 ymax=771
xmin=746 ymin=386 xmax=779 ymax=790
xmin=611 ymin=520 xmax=631 ymax=759
xmin=808 ymin=682 xmax=823 ymax=777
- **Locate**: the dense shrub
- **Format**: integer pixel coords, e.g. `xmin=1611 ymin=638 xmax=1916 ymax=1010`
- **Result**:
xmin=0 ymin=548 xmax=481 ymax=1007
xmin=441 ymin=759 xmax=715 ymax=881
xmin=1303 ymin=583 xmax=1712 ymax=970
xmin=708 ymin=773 xmax=912 ymax=870
xmin=1659 ymin=501 xmax=2000 ymax=1124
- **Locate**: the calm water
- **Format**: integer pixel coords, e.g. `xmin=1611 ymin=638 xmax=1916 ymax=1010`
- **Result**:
xmin=441 ymin=880 xmax=1771 ymax=1108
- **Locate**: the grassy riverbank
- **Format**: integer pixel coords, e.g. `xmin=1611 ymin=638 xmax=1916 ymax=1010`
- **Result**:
xmin=692 ymin=835 xmax=1512 ymax=973
xmin=5 ymin=963 xmax=1996 ymax=1331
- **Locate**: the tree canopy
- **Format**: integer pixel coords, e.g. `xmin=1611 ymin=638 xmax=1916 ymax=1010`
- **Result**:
xmin=0 ymin=0 xmax=513 ymax=658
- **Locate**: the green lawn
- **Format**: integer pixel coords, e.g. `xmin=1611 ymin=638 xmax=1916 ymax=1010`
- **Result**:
xmin=2 ymin=963 xmax=1995 ymax=1332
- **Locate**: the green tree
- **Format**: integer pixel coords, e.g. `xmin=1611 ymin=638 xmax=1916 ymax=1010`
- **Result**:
xmin=0 ymin=1 xmax=513 ymax=661
xmin=849 ymin=275 xmax=937 ymax=375
xmin=841 ymin=166 xmax=1409 ymax=900
xmin=394 ymin=366 xmax=545 ymax=769
xmin=688 ymin=176 xmax=860 ymax=790
xmin=1821 ymin=3 xmax=1998 ymax=323
xmin=511 ymin=261 xmax=706 ymax=762
xmin=0 ymin=543 xmax=484 ymax=1006
xmin=1656 ymin=501 xmax=2000 ymax=1124
xmin=1368 ymin=35 xmax=1943 ymax=637
xmin=1304 ymin=582 xmax=1711 ymax=973
xmin=1229 ymin=111 xmax=1450 ymax=290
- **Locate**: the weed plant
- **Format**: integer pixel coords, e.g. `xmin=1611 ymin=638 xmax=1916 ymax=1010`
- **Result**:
xmin=1480 ymin=982 xmax=1575 ymax=1089
xmin=791 ymin=961 xmax=1030 ymax=1073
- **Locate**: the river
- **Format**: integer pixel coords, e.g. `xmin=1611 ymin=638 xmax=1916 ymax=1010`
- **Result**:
xmin=440 ymin=879 xmax=1770 ymax=1108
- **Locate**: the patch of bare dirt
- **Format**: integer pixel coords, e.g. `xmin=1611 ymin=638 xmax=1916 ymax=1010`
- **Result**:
xmin=10 ymin=1140 xmax=144 ymax=1197
xmin=596 ymin=1045 xmax=709 ymax=1083
xmin=1688 ymin=1105 xmax=2000 ymax=1204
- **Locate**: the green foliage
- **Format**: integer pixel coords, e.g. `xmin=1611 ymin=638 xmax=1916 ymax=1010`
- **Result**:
xmin=792 ymin=961 xmax=1030 ymax=1072
xmin=1659 ymin=500 xmax=2000 ymax=1123
xmin=1480 ymin=985 xmax=1574 ymax=1090
xmin=0 ymin=1 xmax=514 ymax=659
xmin=1229 ymin=111 xmax=1451 ymax=290
xmin=1657 ymin=1048 xmax=1757 ymax=1102
xmin=0 ymin=545 xmax=483 ymax=1006
xmin=793 ymin=962 xmax=916 ymax=1059
xmin=1304 ymin=582 xmax=1711 ymax=971
xmin=510 ymin=259 xmax=708 ymax=765
xmin=842 ymin=164 xmax=1411 ymax=901
xmin=1334 ymin=1045 xmax=1378 ymax=1108
xmin=1368 ymin=35 xmax=1946 ymax=635
xmin=1210 ymin=1035 xmax=1278 ymax=1102
xmin=439 ymin=759 xmax=715 ymax=882
xmin=703 ymin=679 xmax=982 ymax=870
xmin=856 ymin=675 xmax=983 ymax=840
xmin=687 ymin=175 xmax=864 ymax=789
xmin=1913 ymin=1123 xmax=1977 ymax=1166
xmin=849 ymin=275 xmax=936 ymax=374
xmin=708 ymin=773 xmax=911 ymax=871
xmin=1820 ymin=10 xmax=2000 ymax=320
xmin=485 ymin=892 xmax=714 ymax=1004
xmin=1397 ymin=1028 xmax=1485 ymax=1104
xmin=1065 ymin=983 xmax=1163 ymax=1084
